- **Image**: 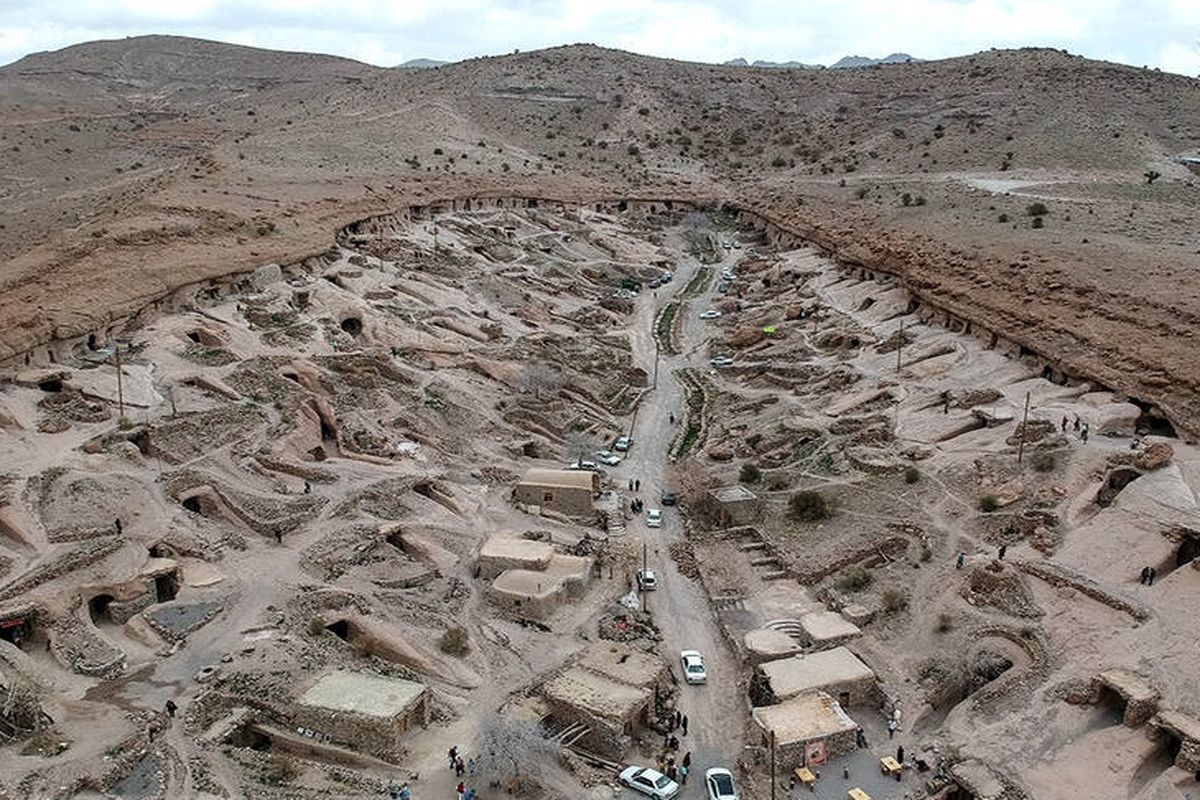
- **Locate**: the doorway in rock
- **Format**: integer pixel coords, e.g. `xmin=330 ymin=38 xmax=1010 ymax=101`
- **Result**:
xmin=154 ymin=573 xmax=179 ymax=602
xmin=88 ymin=595 xmax=115 ymax=625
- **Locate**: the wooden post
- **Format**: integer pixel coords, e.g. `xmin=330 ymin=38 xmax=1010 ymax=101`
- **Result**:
xmin=1017 ymin=391 xmax=1031 ymax=465
xmin=114 ymin=345 xmax=125 ymax=421
xmin=770 ymin=729 xmax=777 ymax=800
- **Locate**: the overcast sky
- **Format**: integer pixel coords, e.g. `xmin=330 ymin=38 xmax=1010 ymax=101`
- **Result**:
xmin=1 ymin=0 xmax=1198 ymax=75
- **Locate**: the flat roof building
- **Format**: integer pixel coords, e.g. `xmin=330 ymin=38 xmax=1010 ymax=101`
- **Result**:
xmin=707 ymin=485 xmax=761 ymax=526
xmin=514 ymin=468 xmax=598 ymax=517
xmin=757 ymin=646 xmax=877 ymax=709
xmin=294 ymin=670 xmax=429 ymax=760
xmin=752 ymin=690 xmax=859 ymax=769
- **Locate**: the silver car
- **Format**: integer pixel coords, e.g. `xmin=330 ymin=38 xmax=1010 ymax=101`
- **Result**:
xmin=705 ymin=768 xmax=738 ymax=800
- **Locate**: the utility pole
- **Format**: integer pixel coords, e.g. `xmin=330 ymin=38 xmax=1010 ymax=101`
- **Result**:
xmin=896 ymin=319 xmax=904 ymax=373
xmin=628 ymin=394 xmax=640 ymax=439
xmin=114 ymin=345 xmax=125 ymax=421
xmin=1017 ymin=391 xmax=1031 ymax=465
xmin=652 ymin=339 xmax=660 ymax=390
xmin=769 ymin=729 xmax=777 ymax=800
xmin=641 ymin=541 xmax=648 ymax=614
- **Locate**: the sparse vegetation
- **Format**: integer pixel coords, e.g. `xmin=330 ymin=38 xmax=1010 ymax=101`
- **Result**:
xmin=936 ymin=612 xmax=954 ymax=632
xmin=1032 ymin=452 xmax=1056 ymax=472
xmin=979 ymin=495 xmax=1000 ymax=512
xmin=1026 ymin=202 xmax=1049 ymax=217
xmin=838 ymin=564 xmax=873 ymax=592
xmin=788 ymin=490 xmax=833 ymax=522
xmin=904 ymin=465 xmax=920 ymax=484
xmin=882 ymin=588 xmax=909 ymax=612
xmin=739 ymin=463 xmax=762 ymax=484
xmin=439 ymin=626 xmax=470 ymax=657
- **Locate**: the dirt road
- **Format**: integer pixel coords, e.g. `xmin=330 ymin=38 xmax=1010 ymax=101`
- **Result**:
xmin=617 ymin=231 xmax=750 ymax=796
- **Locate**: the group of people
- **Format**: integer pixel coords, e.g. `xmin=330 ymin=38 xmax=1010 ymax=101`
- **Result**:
xmin=446 ymin=746 xmax=479 ymax=800
xmin=1061 ymin=415 xmax=1090 ymax=442
xmin=655 ymin=710 xmax=692 ymax=783
xmin=1138 ymin=566 xmax=1158 ymax=586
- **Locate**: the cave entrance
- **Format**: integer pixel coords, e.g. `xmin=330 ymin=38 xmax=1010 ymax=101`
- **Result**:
xmin=522 ymin=441 xmax=540 ymax=458
xmin=37 ymin=378 xmax=63 ymax=393
xmin=88 ymin=595 xmax=115 ymax=626
xmin=154 ymin=572 xmax=179 ymax=603
xmin=148 ymin=543 xmax=172 ymax=559
xmin=385 ymin=530 xmax=406 ymax=554
xmin=182 ymin=496 xmax=202 ymax=514
xmin=1131 ymin=399 xmax=1178 ymax=438
xmin=413 ymin=481 xmax=434 ymax=500
xmin=130 ymin=430 xmax=152 ymax=456
xmin=1177 ymin=535 xmax=1200 ymax=568
xmin=1096 ymin=467 xmax=1143 ymax=507
xmin=1093 ymin=686 xmax=1127 ymax=729
xmin=87 ymin=334 xmax=98 ymax=351
xmin=339 ymin=317 xmax=362 ymax=337
xmin=325 ymin=620 xmax=351 ymax=641
xmin=0 ymin=618 xmax=30 ymax=648
xmin=227 ymin=724 xmax=272 ymax=751
xmin=319 ymin=418 xmax=336 ymax=442
xmin=187 ymin=331 xmax=201 ymax=343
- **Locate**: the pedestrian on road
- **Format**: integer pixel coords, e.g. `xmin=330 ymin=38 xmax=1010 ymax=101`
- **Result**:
xmin=887 ymin=719 xmax=897 ymax=739
xmin=680 ymin=765 xmax=688 ymax=784
xmin=274 ymin=530 xmax=283 ymax=544
xmin=456 ymin=780 xmax=465 ymax=799
xmin=682 ymin=752 xmax=691 ymax=769
xmin=455 ymin=757 xmax=465 ymax=777
xmin=448 ymin=747 xmax=458 ymax=768
xmin=897 ymin=745 xmax=905 ymax=764
xmin=303 ymin=481 xmax=311 ymax=494
xmin=468 ymin=757 xmax=476 ymax=776
xmin=114 ymin=518 xmax=123 ymax=535
xmin=1073 ymin=415 xmax=1081 ymax=431
xmin=956 ymin=552 xmax=965 ymax=569
xmin=635 ymin=479 xmax=641 ymax=492
xmin=628 ymin=479 xmax=634 ymax=491
xmin=666 ymin=765 xmax=677 ymax=781
xmin=998 ymin=545 xmax=1007 ymax=560
xmin=399 ymin=784 xmax=410 ymax=800
xmin=681 ymin=715 xmax=688 ymax=736
xmin=843 ymin=766 xmax=850 ymax=779
xmin=668 ymin=734 xmax=679 ymax=752
xmin=164 ymin=699 xmax=177 ymax=718
xmin=1148 ymin=567 xmax=1157 ymax=586
xmin=1140 ymin=566 xmax=1150 ymax=585
xmin=674 ymin=710 xmax=682 ymax=728
xmin=464 ymin=788 xmax=476 ymax=800
xmin=1082 ymin=423 xmax=1090 ymax=443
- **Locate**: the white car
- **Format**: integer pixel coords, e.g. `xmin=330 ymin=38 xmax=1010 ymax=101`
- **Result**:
xmin=614 ymin=436 xmax=633 ymax=452
xmin=567 ymin=459 xmax=598 ymax=471
xmin=680 ymin=650 xmax=707 ymax=684
xmin=699 ymin=310 xmax=722 ymax=320
xmin=710 ymin=356 xmax=734 ymax=367
xmin=705 ymin=768 xmax=738 ymax=800
xmin=620 ymin=766 xmax=680 ymax=799
xmin=596 ymin=450 xmax=622 ymax=466
xmin=646 ymin=508 xmax=663 ymax=528
xmin=637 ymin=569 xmax=658 ymax=591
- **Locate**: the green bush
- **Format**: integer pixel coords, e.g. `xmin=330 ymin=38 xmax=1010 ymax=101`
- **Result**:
xmin=882 ymin=588 xmax=909 ymax=613
xmin=438 ymin=626 xmax=470 ymax=657
xmin=1032 ymin=452 xmax=1056 ymax=472
xmin=1031 ymin=217 xmax=1044 ymax=229
xmin=789 ymin=490 xmax=832 ymax=522
xmin=307 ymin=617 xmax=325 ymax=637
xmin=767 ymin=476 xmax=789 ymax=491
xmin=739 ymin=463 xmax=762 ymax=484
xmin=838 ymin=565 xmax=873 ymax=592
xmin=936 ymin=613 xmax=954 ymax=632
xmin=997 ymin=213 xmax=1009 ymax=223
xmin=979 ymin=495 xmax=999 ymax=513
xmin=1026 ymin=202 xmax=1048 ymax=217
xmin=904 ymin=466 xmax=920 ymax=484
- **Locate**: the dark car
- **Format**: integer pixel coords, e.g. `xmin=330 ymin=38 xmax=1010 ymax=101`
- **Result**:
xmin=661 ymin=490 xmax=678 ymax=506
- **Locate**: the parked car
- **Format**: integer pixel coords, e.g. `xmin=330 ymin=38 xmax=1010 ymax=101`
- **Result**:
xmin=717 ymin=281 xmax=730 ymax=294
xmin=566 ymin=459 xmax=598 ymax=471
xmin=660 ymin=490 xmax=678 ymax=506
xmin=680 ymin=650 xmax=707 ymax=684
xmin=699 ymin=310 xmax=722 ymax=320
xmin=596 ymin=450 xmax=622 ymax=466
xmin=705 ymin=768 xmax=738 ymax=800
xmin=637 ymin=569 xmax=658 ymax=591
xmin=646 ymin=508 xmax=663 ymax=528
xmin=620 ymin=766 xmax=680 ymax=799
xmin=710 ymin=356 xmax=734 ymax=367
xmin=722 ymin=240 xmax=732 ymax=250
xmin=660 ymin=271 xmax=674 ymax=282
xmin=614 ymin=436 xmax=633 ymax=451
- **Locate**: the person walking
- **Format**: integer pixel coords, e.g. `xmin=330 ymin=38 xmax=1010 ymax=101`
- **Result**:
xmin=681 ymin=715 xmax=688 ymax=736
xmin=1082 ymin=423 xmax=1090 ymax=443
xmin=455 ymin=757 xmax=465 ymax=777
xmin=114 ymin=518 xmax=123 ymax=535
xmin=1073 ymin=415 xmax=1081 ymax=432
xmin=1148 ymin=567 xmax=1156 ymax=586
xmin=467 ymin=757 xmax=476 ymax=776
xmin=680 ymin=765 xmax=689 ymax=784
xmin=628 ymin=479 xmax=634 ymax=491
xmin=464 ymin=788 xmax=476 ymax=800
xmin=675 ymin=709 xmax=682 ymax=728
xmin=399 ymin=785 xmax=411 ymax=800
xmin=668 ymin=734 xmax=679 ymax=752
xmin=998 ymin=545 xmax=1007 ymax=560
xmin=1139 ymin=566 xmax=1150 ymax=585
xmin=956 ymin=552 xmax=965 ymax=569
xmin=456 ymin=780 xmax=465 ymax=800
xmin=164 ymin=699 xmax=177 ymax=718
xmin=887 ymin=718 xmax=897 ymax=739
xmin=1061 ymin=415 xmax=1068 ymax=432
xmin=448 ymin=747 xmax=458 ymax=769
xmin=669 ymin=413 xmax=675 ymax=425
xmin=682 ymin=752 xmax=691 ymax=770
xmin=635 ymin=479 xmax=641 ymax=492
xmin=897 ymin=745 xmax=905 ymax=764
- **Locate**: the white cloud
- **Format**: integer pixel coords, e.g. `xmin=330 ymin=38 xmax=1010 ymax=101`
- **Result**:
xmin=0 ymin=0 xmax=1196 ymax=73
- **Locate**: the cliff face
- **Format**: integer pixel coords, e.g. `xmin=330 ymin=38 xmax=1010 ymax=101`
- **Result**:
xmin=1 ymin=37 xmax=1197 ymax=434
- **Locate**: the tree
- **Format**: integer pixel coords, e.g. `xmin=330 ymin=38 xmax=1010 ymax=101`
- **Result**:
xmin=519 ymin=363 xmax=562 ymax=401
xmin=788 ymin=490 xmax=832 ymax=522
xmin=475 ymin=712 xmax=558 ymax=792
xmin=1144 ymin=170 xmax=1161 ymax=185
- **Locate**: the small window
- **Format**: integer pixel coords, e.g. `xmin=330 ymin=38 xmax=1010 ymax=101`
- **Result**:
xmin=543 ymin=493 xmax=553 ymax=502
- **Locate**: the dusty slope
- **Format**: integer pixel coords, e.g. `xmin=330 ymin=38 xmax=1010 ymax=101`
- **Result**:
xmin=0 ymin=36 xmax=1198 ymax=432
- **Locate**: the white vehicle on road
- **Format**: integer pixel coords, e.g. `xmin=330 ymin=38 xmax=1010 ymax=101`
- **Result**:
xmin=680 ymin=650 xmax=707 ymax=684
xmin=614 ymin=436 xmax=633 ymax=452
xmin=620 ymin=766 xmax=680 ymax=799
xmin=646 ymin=508 xmax=663 ymax=527
xmin=709 ymin=356 xmax=734 ymax=367
xmin=637 ymin=569 xmax=658 ymax=591
xmin=566 ymin=459 xmax=598 ymax=471
xmin=705 ymin=768 xmax=738 ymax=800
xmin=596 ymin=450 xmax=622 ymax=466
xmin=699 ymin=310 xmax=722 ymax=320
